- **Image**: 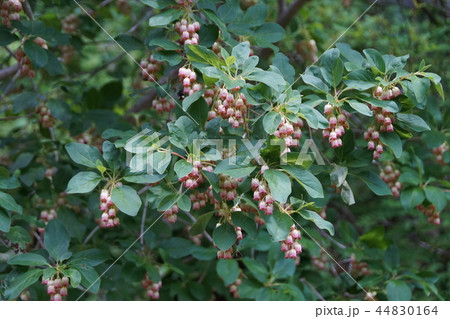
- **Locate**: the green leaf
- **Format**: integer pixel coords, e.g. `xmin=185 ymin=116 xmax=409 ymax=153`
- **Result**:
xmin=160 ymin=237 xmax=194 ymax=258
xmin=44 ymin=219 xmax=71 ymax=262
xmin=8 ymin=253 xmax=49 ymax=266
xmin=400 ymin=187 xmax=425 ymax=209
xmin=174 ymin=160 xmax=193 ymax=179
xmin=216 ymin=259 xmax=240 ymax=285
xmin=359 ymin=226 xmax=388 ymax=249
xmin=111 ymin=185 xmax=142 ymax=216
xmin=6 ymin=226 xmax=31 ymax=249
xmin=299 ymin=210 xmax=335 ymax=236
xmin=177 ymin=194 xmax=191 ymax=212
xmin=0 ymin=191 xmax=22 ymax=213
xmin=244 ymin=3 xmax=268 ymax=26
xmin=198 ymin=24 xmax=219 ymax=47
xmin=214 ymin=157 xmax=256 ymax=178
xmin=263 ymin=170 xmax=291 ymax=203
xmin=148 ymin=9 xmax=182 ymax=27
xmin=242 ymin=257 xmax=269 ymax=283
xmin=246 ymin=68 xmax=285 ymax=90
xmin=336 ymin=43 xmax=366 ymax=69
xmin=69 ymin=249 xmax=109 ymax=267
xmin=23 ymin=40 xmax=48 ymax=68
xmin=263 ymin=111 xmax=282 ymax=134
xmin=363 ymin=48 xmax=385 ymax=73
xmin=182 ymin=90 xmax=204 ymax=111
xmin=141 ymin=0 xmax=173 ymax=9
xmin=396 ymin=114 xmax=430 ymax=132
xmin=384 ymin=245 xmax=399 ymax=271
xmin=282 ymin=166 xmax=324 ymax=198
xmin=66 ymin=268 xmax=82 ymax=288
xmin=330 ymin=165 xmax=347 ymax=188
xmin=302 ymin=73 xmax=329 ymax=93
xmin=185 ymin=44 xmax=224 ymax=69
xmin=0 ymin=209 xmax=10 ymax=232
xmin=346 ymin=100 xmax=373 ymax=117
xmin=410 ymin=75 xmax=430 ymax=104
xmin=357 ymin=95 xmax=399 ymax=113
xmin=386 ymin=280 xmax=412 ymax=301
xmin=168 ymin=116 xmax=196 ymax=149
xmin=424 ymin=186 xmax=447 ymax=212
xmin=212 ymin=223 xmax=236 ymax=251
xmin=114 ymin=34 xmax=144 ymax=51
xmin=231 ymin=212 xmax=257 ymax=238
xmin=190 ymin=212 xmax=214 ymax=236
xmin=0 ymin=25 xmax=19 ymax=46
xmin=357 ymin=171 xmax=392 ymax=196
xmin=65 ymin=143 xmax=104 ymax=169
xmin=157 ymin=194 xmax=178 ymax=211
xmin=13 ymin=92 xmax=39 ymax=113
xmin=148 ymin=37 xmax=181 ymax=50
xmin=264 ymin=212 xmax=292 ymax=242
xmin=231 ymin=41 xmax=251 ymax=66
xmin=77 ymin=265 xmax=101 ymax=293
xmin=380 ymin=132 xmax=402 ymax=158
xmin=152 ymin=50 xmax=182 ymax=66
xmin=44 ymin=51 xmax=64 ymax=75
xmin=254 ymin=22 xmax=284 ymax=43
xmin=5 ymin=269 xmax=43 ymax=300
xmin=123 ymin=173 xmax=165 ymax=184
xmin=188 ymin=97 xmax=209 ymax=129
xmin=273 ymin=53 xmax=295 ymax=83
xmin=66 ymin=171 xmax=102 ymax=194
xmin=341 ymin=180 xmax=355 ymax=205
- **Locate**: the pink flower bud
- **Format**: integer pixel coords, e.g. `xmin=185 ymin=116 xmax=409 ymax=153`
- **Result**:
xmin=47 ymin=285 xmax=56 ymax=294
xmin=285 ymin=235 xmax=294 ymax=244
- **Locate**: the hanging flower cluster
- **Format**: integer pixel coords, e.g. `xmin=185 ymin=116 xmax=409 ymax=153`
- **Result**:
xmin=98 ymin=189 xmax=120 ymax=228
xmin=152 ymin=96 xmax=176 ymax=114
xmin=1 ymin=0 xmax=24 ymax=28
xmin=140 ymin=54 xmax=162 ymax=82
xmin=251 ymin=177 xmax=274 ymax=215
xmin=379 ymin=164 xmax=402 ymax=198
xmin=42 ymin=276 xmax=70 ymax=301
xmin=141 ymin=274 xmax=162 ymax=300
xmin=280 ymin=224 xmax=302 ymax=259
xmin=417 ymin=204 xmax=440 ymax=225
xmin=175 ymin=19 xmax=200 ymax=45
xmin=322 ymin=103 xmax=349 ymax=148
xmin=209 ymin=88 xmax=251 ymax=129
xmin=178 ymin=67 xmax=202 ymax=97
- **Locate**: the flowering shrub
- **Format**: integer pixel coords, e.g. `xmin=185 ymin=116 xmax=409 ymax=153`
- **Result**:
xmin=0 ymin=0 xmax=448 ymax=301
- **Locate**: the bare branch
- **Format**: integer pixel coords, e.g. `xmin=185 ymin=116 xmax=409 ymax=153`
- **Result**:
xmin=277 ymin=0 xmax=312 ymax=28
xmin=0 ymin=64 xmax=19 ymax=81
xmin=23 ymin=1 xmax=34 ymax=20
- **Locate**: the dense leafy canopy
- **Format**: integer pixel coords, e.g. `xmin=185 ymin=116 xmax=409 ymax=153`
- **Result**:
xmin=0 ymin=0 xmax=448 ymax=301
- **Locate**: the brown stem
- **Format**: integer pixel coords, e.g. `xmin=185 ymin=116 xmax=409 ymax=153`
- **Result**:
xmin=129 ymin=68 xmax=179 ymax=114
xmin=0 ymin=64 xmax=19 ymax=81
xmin=300 ymin=278 xmax=326 ymax=301
xmin=277 ymin=0 xmax=311 ymax=28
xmin=23 ymin=1 xmax=34 ymax=20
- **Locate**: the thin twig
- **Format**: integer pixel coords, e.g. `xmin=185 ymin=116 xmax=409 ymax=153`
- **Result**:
xmin=184 ymin=210 xmax=213 ymax=243
xmin=0 ymin=64 xmax=19 ymax=81
xmin=0 ymin=69 xmax=21 ymax=103
xmin=23 ymin=1 xmax=34 ymax=20
xmin=83 ymin=226 xmax=100 ymax=245
xmin=140 ymin=198 xmax=149 ymax=245
xmin=33 ymin=231 xmax=44 ymax=248
xmin=0 ymin=113 xmax=34 ymax=120
xmin=300 ymin=278 xmax=326 ymax=301
xmin=48 ymin=127 xmax=59 ymax=162
xmin=319 ymin=230 xmax=346 ymax=249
